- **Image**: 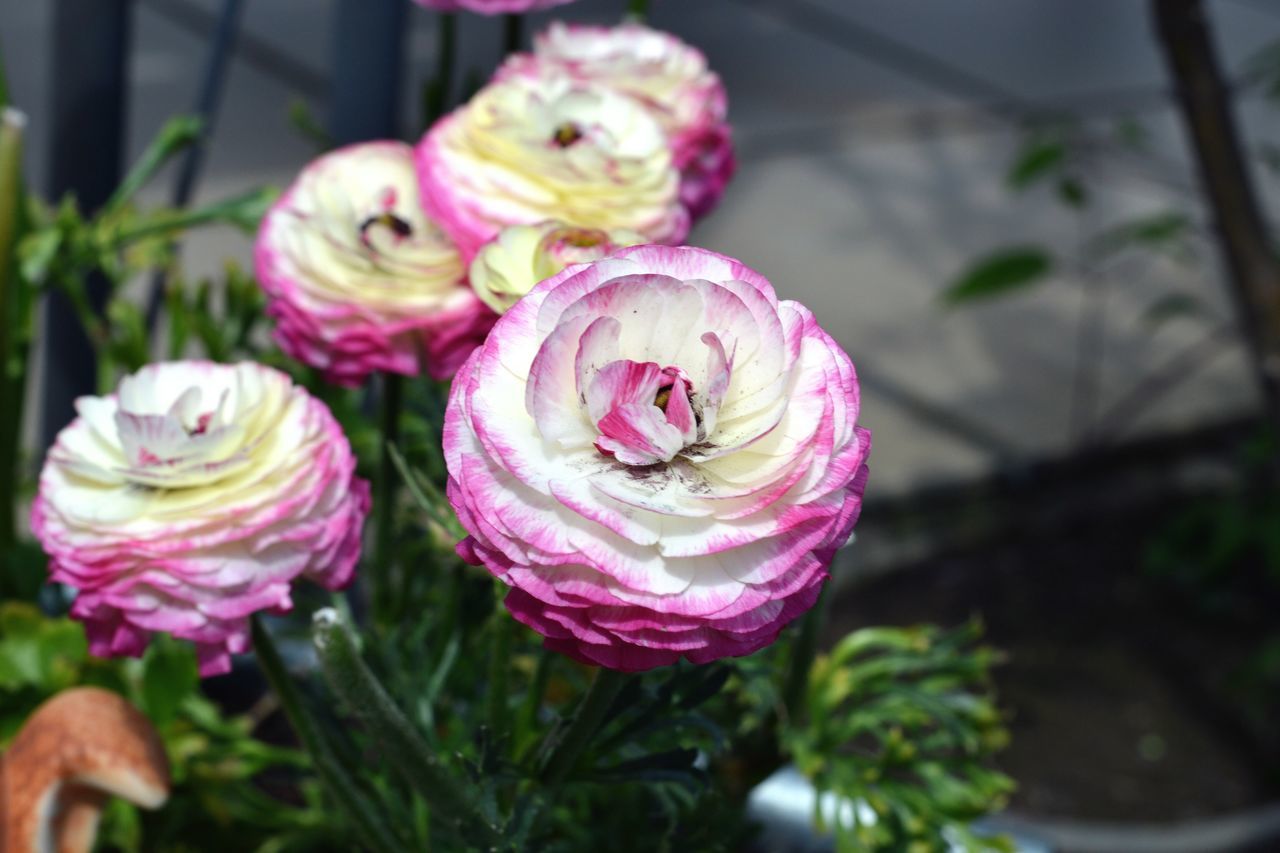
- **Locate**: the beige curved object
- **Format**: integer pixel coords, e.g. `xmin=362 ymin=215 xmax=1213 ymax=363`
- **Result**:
xmin=0 ymin=687 xmax=170 ymax=853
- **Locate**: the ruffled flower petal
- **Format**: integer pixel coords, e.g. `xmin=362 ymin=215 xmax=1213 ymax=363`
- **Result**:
xmin=445 ymin=246 xmax=869 ymax=670
xmin=31 ymin=361 xmax=370 ymax=677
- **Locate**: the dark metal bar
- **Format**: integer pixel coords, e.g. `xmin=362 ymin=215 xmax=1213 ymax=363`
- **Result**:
xmin=1153 ymin=0 xmax=1280 ymax=428
xmin=40 ymin=0 xmax=133 ymax=448
xmin=144 ymin=0 xmax=246 ymax=332
xmin=329 ymin=0 xmax=407 ymax=144
xmin=142 ymin=0 xmax=328 ymax=100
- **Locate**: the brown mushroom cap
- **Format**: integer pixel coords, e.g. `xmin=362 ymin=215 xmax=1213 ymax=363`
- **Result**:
xmin=1 ymin=687 xmax=170 ymax=853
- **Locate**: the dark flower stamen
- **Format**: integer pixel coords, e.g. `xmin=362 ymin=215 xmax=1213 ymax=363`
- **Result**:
xmin=360 ymin=212 xmax=413 ymax=242
xmin=552 ymin=122 xmax=585 ymax=148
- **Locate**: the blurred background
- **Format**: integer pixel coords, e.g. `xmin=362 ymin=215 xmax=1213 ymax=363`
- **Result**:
xmin=5 ymin=0 xmax=1280 ymax=848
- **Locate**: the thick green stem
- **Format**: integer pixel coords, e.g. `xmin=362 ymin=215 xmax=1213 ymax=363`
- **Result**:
xmin=251 ymin=616 xmax=401 ymax=853
xmin=0 ymin=108 xmax=24 ymax=565
xmin=486 ymin=607 xmax=513 ymax=738
xmin=537 ymin=668 xmax=628 ymax=787
xmin=311 ymin=609 xmax=506 ymax=850
xmin=627 ymin=0 xmax=650 ymax=20
xmin=374 ymin=371 xmax=403 ymax=622
xmin=519 ymin=647 xmax=553 ymax=750
xmin=783 ymin=584 xmax=831 ymax=722
xmin=503 ymin=13 xmax=523 ymax=55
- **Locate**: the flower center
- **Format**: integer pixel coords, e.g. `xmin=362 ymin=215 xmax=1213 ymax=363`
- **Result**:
xmin=359 ymin=212 xmax=413 ymax=243
xmin=653 ymin=384 xmax=674 ymax=412
xmin=585 ymin=361 xmax=700 ymax=467
xmin=113 ymin=386 xmax=252 ymax=489
xmin=552 ymin=121 xmax=585 ymax=148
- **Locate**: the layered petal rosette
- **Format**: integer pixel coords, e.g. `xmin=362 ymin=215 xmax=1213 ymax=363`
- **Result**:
xmin=445 ymin=246 xmax=870 ymax=670
xmin=255 ymin=141 xmax=492 ymax=386
xmin=469 ymin=220 xmax=644 ymax=314
xmin=412 ymin=0 xmax=574 ymax=12
xmin=499 ymin=22 xmax=736 ymax=221
xmin=31 ymin=361 xmax=370 ymax=676
xmin=415 ymin=73 xmax=688 ymax=259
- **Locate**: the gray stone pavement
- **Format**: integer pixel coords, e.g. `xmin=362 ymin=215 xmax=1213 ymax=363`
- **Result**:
xmin=3 ymin=0 xmax=1279 ymax=496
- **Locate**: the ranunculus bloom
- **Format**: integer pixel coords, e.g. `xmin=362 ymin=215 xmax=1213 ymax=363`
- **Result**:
xmin=412 ymin=0 xmax=574 ymax=12
xmin=469 ymin=221 xmax=644 ymax=314
xmin=255 ymin=141 xmax=493 ymax=386
xmin=444 ymin=246 xmax=870 ymax=670
xmin=415 ymin=73 xmax=688 ymax=260
xmin=499 ymin=22 xmax=736 ymax=221
xmin=31 ymin=361 xmax=370 ymax=676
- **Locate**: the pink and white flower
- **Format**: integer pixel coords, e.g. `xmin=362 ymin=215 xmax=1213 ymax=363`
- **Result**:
xmin=444 ymin=246 xmax=870 ymax=671
xmin=412 ymin=0 xmax=574 ymax=13
xmin=31 ymin=361 xmax=370 ymax=677
xmin=469 ymin=220 xmax=644 ymax=314
xmin=255 ymin=141 xmax=492 ymax=386
xmin=499 ymin=22 xmax=736 ymax=221
xmin=415 ymin=73 xmax=688 ymax=260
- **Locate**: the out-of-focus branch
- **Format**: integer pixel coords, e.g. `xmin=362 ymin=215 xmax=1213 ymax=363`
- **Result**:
xmin=1153 ymin=0 xmax=1280 ymax=428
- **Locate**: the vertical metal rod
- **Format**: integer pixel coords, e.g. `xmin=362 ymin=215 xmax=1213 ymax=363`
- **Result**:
xmin=40 ymin=0 xmax=133 ymax=449
xmin=144 ymin=0 xmax=247 ymax=332
xmin=1153 ymin=0 xmax=1280 ymax=429
xmin=329 ymin=0 xmax=407 ymax=144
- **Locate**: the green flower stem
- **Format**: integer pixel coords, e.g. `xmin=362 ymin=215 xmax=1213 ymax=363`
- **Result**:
xmin=250 ymin=616 xmax=401 ymax=853
xmin=503 ymin=13 xmax=523 ymax=55
xmin=518 ymin=647 xmax=553 ymax=751
xmin=373 ymin=371 xmax=403 ymax=623
xmin=537 ymin=667 xmax=628 ymax=787
xmin=486 ymin=605 xmax=513 ymax=739
xmin=311 ymin=608 xmax=506 ymax=850
xmin=102 ymin=115 xmax=202 ymax=216
xmin=783 ymin=583 xmax=831 ymax=722
xmin=107 ymin=186 xmax=276 ymax=245
xmin=0 ymin=108 xmax=24 ymax=567
xmin=627 ymin=0 xmax=650 ymax=20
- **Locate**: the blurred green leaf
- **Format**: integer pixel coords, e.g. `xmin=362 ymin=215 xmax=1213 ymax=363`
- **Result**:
xmin=942 ymin=247 xmax=1053 ymax=306
xmin=140 ymin=637 xmax=199 ymax=727
xmin=1092 ymin=211 xmax=1192 ymax=260
xmin=1057 ymin=176 xmax=1087 ymax=208
xmin=105 ymin=297 xmax=150 ymax=373
xmin=1142 ymin=293 xmax=1204 ymax=329
xmin=288 ymin=99 xmax=333 ymax=151
xmin=104 ymin=115 xmax=204 ymax=215
xmin=1006 ymin=137 xmax=1065 ymax=190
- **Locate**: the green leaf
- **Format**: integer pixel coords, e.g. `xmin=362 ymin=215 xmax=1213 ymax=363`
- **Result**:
xmin=140 ymin=637 xmax=199 ymax=726
xmin=106 ymin=298 xmax=150 ymax=373
xmin=1092 ymin=211 xmax=1191 ymax=259
xmin=18 ymin=227 xmax=63 ymax=285
xmin=1142 ymin=293 xmax=1203 ymax=329
xmin=1006 ymin=137 xmax=1065 ymax=190
xmin=104 ymin=115 xmax=204 ymax=215
xmin=310 ymin=608 xmax=506 ymax=849
xmin=941 ymin=247 xmax=1053 ymax=306
xmin=1057 ymin=176 xmax=1087 ymax=208
xmin=288 ymin=99 xmax=333 ymax=152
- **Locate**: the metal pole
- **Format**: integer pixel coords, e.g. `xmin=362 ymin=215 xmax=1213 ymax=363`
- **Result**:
xmin=144 ymin=0 xmax=247 ymax=332
xmin=329 ymin=0 xmax=407 ymax=144
xmin=1152 ymin=0 xmax=1280 ymax=430
xmin=41 ymin=0 xmax=132 ymax=447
